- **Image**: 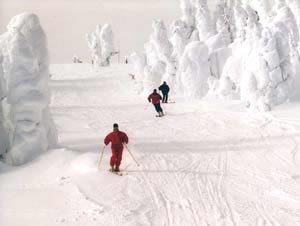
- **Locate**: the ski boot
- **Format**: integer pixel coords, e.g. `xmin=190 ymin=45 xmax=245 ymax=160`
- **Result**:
xmin=115 ymin=166 xmax=120 ymax=172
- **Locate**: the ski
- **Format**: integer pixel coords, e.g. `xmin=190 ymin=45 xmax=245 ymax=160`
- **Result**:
xmin=108 ymin=169 xmax=123 ymax=176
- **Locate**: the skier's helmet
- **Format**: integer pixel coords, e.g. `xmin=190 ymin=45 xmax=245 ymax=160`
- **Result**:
xmin=113 ymin=123 xmax=118 ymax=128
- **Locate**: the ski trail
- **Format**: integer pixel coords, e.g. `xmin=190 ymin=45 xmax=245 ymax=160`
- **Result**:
xmin=48 ymin=64 xmax=300 ymax=225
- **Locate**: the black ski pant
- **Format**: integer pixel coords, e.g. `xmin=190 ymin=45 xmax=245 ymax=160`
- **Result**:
xmin=153 ymin=103 xmax=163 ymax=113
xmin=162 ymin=93 xmax=168 ymax=103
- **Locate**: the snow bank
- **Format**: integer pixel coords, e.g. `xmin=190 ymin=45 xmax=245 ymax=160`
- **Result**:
xmin=0 ymin=13 xmax=57 ymax=165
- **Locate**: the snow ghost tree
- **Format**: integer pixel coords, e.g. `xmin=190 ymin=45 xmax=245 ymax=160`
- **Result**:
xmin=86 ymin=24 xmax=116 ymax=67
xmin=241 ymin=27 xmax=291 ymax=111
xmin=195 ymin=0 xmax=215 ymax=42
xmin=249 ymin=0 xmax=271 ymax=24
xmin=234 ymin=5 xmax=248 ymax=42
xmin=170 ymin=20 xmax=190 ymax=65
xmin=73 ymin=55 xmax=82 ymax=63
xmin=144 ymin=20 xmax=175 ymax=92
xmin=133 ymin=0 xmax=300 ymax=110
xmin=177 ymin=41 xmax=210 ymax=98
xmin=286 ymin=0 xmax=300 ymax=37
xmin=180 ymin=0 xmax=196 ymax=34
xmin=213 ymin=0 xmax=232 ymax=45
xmin=145 ymin=19 xmax=173 ymax=67
xmin=129 ymin=52 xmax=146 ymax=82
xmin=129 ymin=52 xmax=147 ymax=94
xmin=273 ymin=2 xmax=299 ymax=45
xmin=0 ymin=13 xmax=57 ymax=165
xmin=244 ymin=5 xmax=263 ymax=50
xmin=143 ymin=61 xmax=166 ymax=95
xmin=0 ymin=54 xmax=9 ymax=156
xmin=100 ymin=24 xmax=115 ymax=66
xmin=86 ymin=24 xmax=102 ymax=66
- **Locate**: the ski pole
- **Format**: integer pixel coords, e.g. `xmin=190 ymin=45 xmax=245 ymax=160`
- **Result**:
xmin=124 ymin=144 xmax=140 ymax=167
xmin=98 ymin=145 xmax=106 ymax=170
xmin=161 ymin=101 xmax=165 ymax=113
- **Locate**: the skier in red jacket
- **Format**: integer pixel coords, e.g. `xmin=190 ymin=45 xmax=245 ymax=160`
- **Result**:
xmin=104 ymin=123 xmax=129 ymax=172
xmin=148 ymin=89 xmax=164 ymax=117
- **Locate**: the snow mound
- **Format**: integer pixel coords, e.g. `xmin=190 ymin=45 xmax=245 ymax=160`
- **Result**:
xmin=70 ymin=152 xmax=146 ymax=212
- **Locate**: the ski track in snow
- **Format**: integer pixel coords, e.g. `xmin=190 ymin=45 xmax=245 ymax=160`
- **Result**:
xmin=1 ymin=64 xmax=300 ymax=226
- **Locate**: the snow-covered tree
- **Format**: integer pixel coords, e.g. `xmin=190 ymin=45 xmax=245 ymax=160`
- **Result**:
xmin=143 ymin=19 xmax=176 ymax=93
xmin=73 ymin=55 xmax=82 ymax=63
xmin=273 ymin=2 xmax=299 ymax=45
xmin=170 ymin=20 xmax=190 ymax=64
xmin=86 ymin=24 xmax=102 ymax=66
xmin=244 ymin=5 xmax=263 ymax=49
xmin=134 ymin=0 xmax=300 ymax=110
xmin=213 ymin=0 xmax=233 ymax=45
xmin=145 ymin=19 xmax=173 ymax=67
xmin=0 ymin=54 xmax=9 ymax=156
xmin=234 ymin=4 xmax=248 ymax=42
xmin=0 ymin=13 xmax=57 ymax=165
xmin=129 ymin=52 xmax=146 ymax=82
xmin=143 ymin=61 xmax=166 ymax=95
xmin=100 ymin=24 xmax=115 ymax=66
xmin=249 ymin=0 xmax=271 ymax=24
xmin=241 ymin=27 xmax=285 ymax=111
xmin=195 ymin=0 xmax=215 ymax=41
xmin=180 ymin=0 xmax=196 ymax=35
xmin=177 ymin=41 xmax=210 ymax=98
xmin=286 ymin=0 xmax=300 ymax=37
xmin=86 ymin=24 xmax=116 ymax=67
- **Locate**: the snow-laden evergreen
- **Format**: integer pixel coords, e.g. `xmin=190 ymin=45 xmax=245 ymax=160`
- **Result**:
xmin=99 ymin=24 xmax=115 ymax=67
xmin=0 ymin=54 xmax=9 ymax=156
xmin=131 ymin=0 xmax=300 ymax=111
xmin=0 ymin=13 xmax=57 ymax=165
xmin=143 ymin=20 xmax=175 ymax=93
xmin=86 ymin=24 xmax=102 ymax=66
xmin=195 ymin=0 xmax=215 ymax=42
xmin=129 ymin=52 xmax=146 ymax=82
xmin=177 ymin=41 xmax=210 ymax=98
xmin=86 ymin=24 xmax=116 ymax=67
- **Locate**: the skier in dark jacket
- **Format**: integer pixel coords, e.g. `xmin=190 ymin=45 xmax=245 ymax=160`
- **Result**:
xmin=148 ymin=89 xmax=164 ymax=117
xmin=158 ymin=81 xmax=170 ymax=103
xmin=104 ymin=123 xmax=129 ymax=172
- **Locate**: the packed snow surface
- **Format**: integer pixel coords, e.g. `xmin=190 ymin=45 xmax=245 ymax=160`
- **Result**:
xmin=1 ymin=64 xmax=300 ymax=225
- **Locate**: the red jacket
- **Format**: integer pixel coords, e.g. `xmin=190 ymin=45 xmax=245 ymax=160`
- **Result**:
xmin=148 ymin=93 xmax=162 ymax=104
xmin=104 ymin=131 xmax=128 ymax=148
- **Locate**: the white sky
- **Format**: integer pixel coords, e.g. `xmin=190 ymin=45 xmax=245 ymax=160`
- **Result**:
xmin=0 ymin=0 xmax=182 ymax=63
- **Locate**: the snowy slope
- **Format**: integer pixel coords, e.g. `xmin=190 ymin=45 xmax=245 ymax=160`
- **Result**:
xmin=1 ymin=64 xmax=300 ymax=226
